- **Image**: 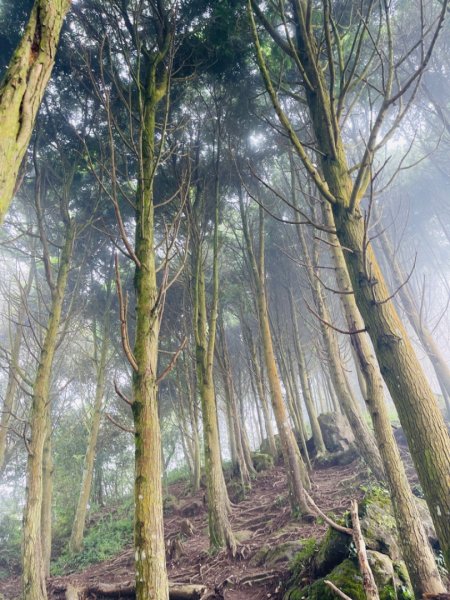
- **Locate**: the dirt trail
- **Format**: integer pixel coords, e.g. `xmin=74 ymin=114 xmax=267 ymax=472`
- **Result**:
xmin=1 ymin=460 xmax=367 ymax=600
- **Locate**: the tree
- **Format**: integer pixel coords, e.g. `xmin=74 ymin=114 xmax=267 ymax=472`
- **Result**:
xmin=0 ymin=0 xmax=71 ymax=224
xmin=249 ymin=0 xmax=450 ymax=571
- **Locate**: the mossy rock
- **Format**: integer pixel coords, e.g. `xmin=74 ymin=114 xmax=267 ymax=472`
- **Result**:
xmin=307 ymin=559 xmax=364 ymax=600
xmin=359 ymin=489 xmax=400 ymax=560
xmin=312 ymin=523 xmax=351 ymax=576
xmin=235 ymin=529 xmax=253 ymax=543
xmin=163 ymin=494 xmax=179 ymax=514
xmin=252 ymin=452 xmax=274 ymax=472
xmin=259 ymin=434 xmax=282 ymax=459
xmin=227 ymin=480 xmax=250 ymax=504
xmin=251 ymin=540 xmax=304 ymax=568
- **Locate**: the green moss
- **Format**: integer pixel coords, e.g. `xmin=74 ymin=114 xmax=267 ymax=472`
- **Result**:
xmin=252 ymin=452 xmax=274 ymax=472
xmin=290 ymin=538 xmax=318 ymax=578
xmin=308 ymin=559 xmax=364 ymax=600
xmin=313 ymin=522 xmax=350 ymax=576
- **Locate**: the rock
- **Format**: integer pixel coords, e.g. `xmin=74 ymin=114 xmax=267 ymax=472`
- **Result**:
xmin=260 ymin=434 xmax=282 ymax=459
xmin=315 ymin=447 xmax=358 ymax=467
xmin=307 ymin=559 xmax=365 ymax=600
xmin=312 ymin=524 xmax=351 ymax=577
xmin=318 ymin=412 xmax=355 ymax=453
xmin=163 ymin=494 xmax=179 ymax=515
xmin=367 ymin=550 xmax=394 ymax=589
xmin=251 ymin=540 xmax=304 ymax=568
xmin=359 ymin=491 xmax=400 ymax=560
xmin=226 ymin=480 xmax=250 ymax=504
xmin=252 ymin=452 xmax=274 ymax=472
xmin=180 ymin=499 xmax=203 ymax=517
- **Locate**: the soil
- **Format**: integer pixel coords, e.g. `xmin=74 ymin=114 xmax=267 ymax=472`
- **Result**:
xmin=0 ymin=459 xmax=369 ymax=600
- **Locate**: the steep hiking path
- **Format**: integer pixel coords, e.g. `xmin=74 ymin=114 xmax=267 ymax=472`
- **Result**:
xmin=1 ymin=460 xmax=368 ymax=600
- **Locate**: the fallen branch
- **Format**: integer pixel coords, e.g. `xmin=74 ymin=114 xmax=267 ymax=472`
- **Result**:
xmin=58 ymin=581 xmax=208 ymax=600
xmin=350 ymin=499 xmax=380 ymax=600
xmin=324 ymin=580 xmax=353 ymax=600
xmin=304 ymin=491 xmax=353 ymax=535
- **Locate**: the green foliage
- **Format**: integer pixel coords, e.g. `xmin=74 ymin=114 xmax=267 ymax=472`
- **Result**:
xmin=165 ymin=465 xmax=191 ymax=486
xmin=51 ymin=501 xmax=133 ymax=576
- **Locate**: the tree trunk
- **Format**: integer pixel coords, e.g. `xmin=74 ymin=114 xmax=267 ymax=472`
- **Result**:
xmin=192 ymin=223 xmax=236 ymax=553
xmin=41 ymin=410 xmax=53 ymax=578
xmin=334 ymin=205 xmax=450 ymax=570
xmin=0 ymin=267 xmax=33 ymax=473
xmin=322 ymin=200 xmax=444 ymax=596
xmin=243 ymin=321 xmax=277 ymax=458
xmin=288 ymin=289 xmax=326 ymax=454
xmin=69 ymin=311 xmax=109 ymax=553
xmin=0 ymin=0 xmax=70 ymax=223
xmin=240 ymin=198 xmax=311 ymax=515
xmin=294 ymin=204 xmax=385 ymax=479
xmin=375 ymin=210 xmax=450 ymax=411
xmin=22 ymin=221 xmax=74 ymax=600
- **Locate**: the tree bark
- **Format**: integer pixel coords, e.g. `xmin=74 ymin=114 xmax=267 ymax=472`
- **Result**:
xmin=375 ymin=210 xmax=450 ymax=412
xmin=322 ymin=200 xmax=444 ymax=596
xmin=240 ymin=197 xmax=311 ymax=515
xmin=288 ymin=289 xmax=326 ymax=455
xmin=0 ymin=267 xmax=34 ymax=473
xmin=69 ymin=303 xmax=110 ymax=553
xmin=0 ymin=0 xmax=70 ymax=223
xmin=191 ymin=195 xmax=236 ymax=553
xmin=22 ymin=221 xmax=74 ymax=600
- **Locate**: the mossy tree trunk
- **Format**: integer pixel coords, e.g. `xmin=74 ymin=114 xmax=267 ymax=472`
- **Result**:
xmin=40 ymin=409 xmax=53 ymax=578
xmin=322 ymin=200 xmax=444 ymax=596
xmin=239 ymin=196 xmax=311 ymax=516
xmin=0 ymin=267 xmax=34 ymax=474
xmin=130 ymin=21 xmax=173 ymax=599
xmin=0 ymin=0 xmax=70 ymax=224
xmin=375 ymin=211 xmax=450 ymax=415
xmin=22 ymin=220 xmax=75 ymax=600
xmin=249 ymin=0 xmax=450 ymax=570
xmin=294 ymin=200 xmax=384 ymax=479
xmin=242 ymin=319 xmax=277 ymax=458
xmin=190 ymin=162 xmax=236 ymax=554
xmin=69 ymin=287 xmax=111 ymax=554
xmin=287 ymin=289 xmax=325 ymax=455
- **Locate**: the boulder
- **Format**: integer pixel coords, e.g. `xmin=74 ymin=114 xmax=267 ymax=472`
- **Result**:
xmin=312 ymin=524 xmax=351 ymax=577
xmin=163 ymin=494 xmax=179 ymax=515
xmin=226 ymin=480 xmax=250 ymax=504
xmin=252 ymin=540 xmax=305 ymax=568
xmin=359 ymin=492 xmax=400 ymax=560
xmin=252 ymin=452 xmax=274 ymax=472
xmin=318 ymin=412 xmax=355 ymax=453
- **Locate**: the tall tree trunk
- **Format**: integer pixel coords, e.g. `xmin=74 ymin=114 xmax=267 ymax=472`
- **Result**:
xmin=130 ymin=38 xmax=172 ymax=599
xmin=40 ymin=409 xmax=52 ymax=578
xmin=242 ymin=320 xmax=277 ymax=457
xmin=22 ymin=221 xmax=74 ymax=600
xmin=192 ymin=194 xmax=236 ymax=554
xmin=0 ymin=0 xmax=70 ymax=223
xmin=249 ymin=8 xmax=450 ymax=560
xmin=0 ymin=267 xmax=34 ymax=474
xmin=294 ymin=201 xmax=385 ymax=479
xmin=240 ymin=197 xmax=311 ymax=515
xmin=320 ymin=200 xmax=445 ymax=595
xmin=69 ymin=309 xmax=109 ymax=553
xmin=375 ymin=210 xmax=450 ymax=411
xmin=288 ymin=289 xmax=326 ymax=455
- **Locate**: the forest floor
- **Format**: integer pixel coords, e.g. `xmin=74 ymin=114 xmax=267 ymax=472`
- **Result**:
xmin=1 ymin=457 xmax=380 ymax=600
